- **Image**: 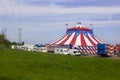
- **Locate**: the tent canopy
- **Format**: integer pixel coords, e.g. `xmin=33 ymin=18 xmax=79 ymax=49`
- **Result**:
xmin=51 ymin=24 xmax=103 ymax=46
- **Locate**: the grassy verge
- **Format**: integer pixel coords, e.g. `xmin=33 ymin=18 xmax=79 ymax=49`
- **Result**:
xmin=0 ymin=48 xmax=120 ymax=80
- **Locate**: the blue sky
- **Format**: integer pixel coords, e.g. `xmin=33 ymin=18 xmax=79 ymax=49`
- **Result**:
xmin=0 ymin=0 xmax=120 ymax=44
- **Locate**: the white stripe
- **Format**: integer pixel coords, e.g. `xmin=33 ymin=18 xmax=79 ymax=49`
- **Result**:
xmin=81 ymin=47 xmax=83 ymax=49
xmin=90 ymin=47 xmax=93 ymax=50
xmin=93 ymin=50 xmax=96 ymax=54
xmin=64 ymin=32 xmax=75 ymax=44
xmin=88 ymin=33 xmax=98 ymax=45
xmin=83 ymin=50 xmax=86 ymax=53
xmin=93 ymin=47 xmax=95 ymax=50
xmin=91 ymin=50 xmax=94 ymax=54
xmin=87 ymin=50 xmax=89 ymax=54
xmin=87 ymin=50 xmax=90 ymax=54
xmin=83 ymin=34 xmax=93 ymax=46
xmin=84 ymin=47 xmax=86 ymax=50
xmin=83 ymin=47 xmax=85 ymax=49
xmin=79 ymin=49 xmax=81 ymax=52
xmin=87 ymin=47 xmax=89 ymax=49
xmin=75 ymin=33 xmax=81 ymax=46
xmin=56 ymin=35 xmax=68 ymax=44
xmin=90 ymin=50 xmax=93 ymax=54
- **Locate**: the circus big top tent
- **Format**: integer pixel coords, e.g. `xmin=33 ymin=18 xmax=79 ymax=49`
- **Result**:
xmin=51 ymin=24 xmax=103 ymax=54
xmin=52 ymin=24 xmax=103 ymax=46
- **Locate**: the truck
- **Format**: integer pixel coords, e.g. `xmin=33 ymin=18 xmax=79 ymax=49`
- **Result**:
xmin=97 ymin=44 xmax=114 ymax=56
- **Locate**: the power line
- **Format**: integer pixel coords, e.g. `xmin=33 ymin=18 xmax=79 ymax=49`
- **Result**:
xmin=8 ymin=0 xmax=18 ymax=25
xmin=0 ymin=0 xmax=13 ymax=28
xmin=1 ymin=0 xmax=18 ymax=25
xmin=0 ymin=0 xmax=23 ymax=43
xmin=17 ymin=0 xmax=22 ymax=27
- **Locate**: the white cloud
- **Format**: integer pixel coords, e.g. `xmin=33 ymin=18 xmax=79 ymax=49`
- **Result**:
xmin=0 ymin=1 xmax=120 ymax=16
xmin=0 ymin=0 xmax=120 ymax=44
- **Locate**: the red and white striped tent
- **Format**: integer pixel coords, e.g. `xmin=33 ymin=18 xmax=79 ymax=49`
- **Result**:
xmin=51 ymin=24 xmax=103 ymax=54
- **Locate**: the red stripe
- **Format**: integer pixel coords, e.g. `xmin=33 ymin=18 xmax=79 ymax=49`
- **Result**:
xmin=70 ymin=34 xmax=76 ymax=45
xmin=88 ymin=36 xmax=96 ymax=46
xmin=60 ymin=35 xmax=70 ymax=44
xmin=81 ymin=33 xmax=87 ymax=46
xmin=94 ymin=37 xmax=99 ymax=43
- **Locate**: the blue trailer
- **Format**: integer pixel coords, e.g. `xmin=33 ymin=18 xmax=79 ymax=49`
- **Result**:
xmin=97 ymin=44 xmax=114 ymax=56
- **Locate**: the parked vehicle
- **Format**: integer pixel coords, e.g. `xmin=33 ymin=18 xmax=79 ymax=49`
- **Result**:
xmin=54 ymin=48 xmax=81 ymax=56
xmin=33 ymin=47 xmax=47 ymax=53
xmin=97 ymin=44 xmax=114 ymax=56
xmin=68 ymin=49 xmax=81 ymax=56
xmin=54 ymin=48 xmax=68 ymax=55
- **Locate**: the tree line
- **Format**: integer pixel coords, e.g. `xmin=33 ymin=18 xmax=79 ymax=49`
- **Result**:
xmin=0 ymin=34 xmax=20 ymax=47
xmin=0 ymin=34 xmax=11 ymax=46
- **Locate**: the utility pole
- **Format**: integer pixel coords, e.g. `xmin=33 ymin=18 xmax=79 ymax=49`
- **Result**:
xmin=18 ymin=28 xmax=22 ymax=45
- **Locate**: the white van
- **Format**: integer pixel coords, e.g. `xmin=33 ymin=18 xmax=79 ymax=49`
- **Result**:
xmin=54 ymin=48 xmax=81 ymax=56
xmin=68 ymin=49 xmax=81 ymax=56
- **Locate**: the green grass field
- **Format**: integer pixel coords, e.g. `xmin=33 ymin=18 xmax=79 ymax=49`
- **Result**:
xmin=0 ymin=47 xmax=120 ymax=80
